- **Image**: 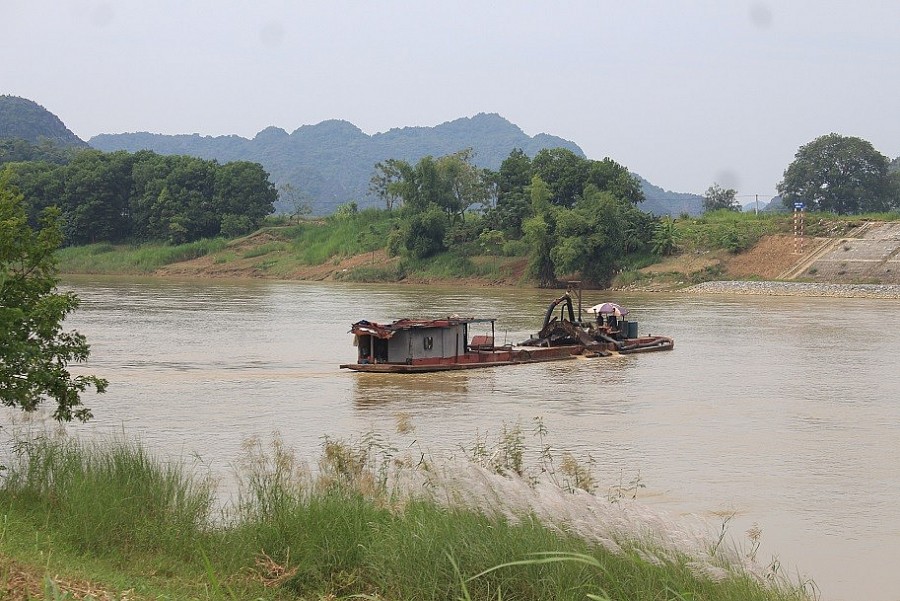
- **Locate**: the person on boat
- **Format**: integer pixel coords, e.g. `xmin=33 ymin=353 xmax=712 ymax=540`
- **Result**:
xmin=608 ymin=314 xmax=619 ymax=330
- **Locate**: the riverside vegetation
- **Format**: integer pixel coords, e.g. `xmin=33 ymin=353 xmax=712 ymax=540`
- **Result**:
xmin=0 ymin=420 xmax=815 ymax=601
xmin=53 ymin=208 xmax=899 ymax=288
xmin=5 ymin=131 xmax=898 ymax=288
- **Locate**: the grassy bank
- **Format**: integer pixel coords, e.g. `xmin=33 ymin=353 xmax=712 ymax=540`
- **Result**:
xmin=0 ymin=431 xmax=812 ymax=601
xmin=55 ymin=238 xmax=229 ymax=275
xmin=54 ymin=210 xmax=898 ymax=286
xmin=54 ymin=209 xmax=528 ymax=284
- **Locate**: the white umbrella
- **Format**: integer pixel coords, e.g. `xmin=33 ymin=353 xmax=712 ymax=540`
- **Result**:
xmin=586 ymin=302 xmax=629 ymax=317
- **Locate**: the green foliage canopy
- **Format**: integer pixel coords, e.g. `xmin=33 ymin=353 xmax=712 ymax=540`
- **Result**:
xmin=373 ymin=150 xmax=494 ymax=258
xmin=366 ymin=146 xmax=661 ymax=285
xmin=0 ymin=138 xmax=74 ymax=165
xmin=702 ymin=183 xmax=740 ymax=212
xmin=778 ymin=133 xmax=896 ymax=214
xmin=0 ymin=172 xmax=107 ymax=421
xmin=6 ymin=150 xmax=277 ymax=244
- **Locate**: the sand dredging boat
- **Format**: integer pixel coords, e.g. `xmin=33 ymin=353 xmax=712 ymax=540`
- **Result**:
xmin=339 ymin=290 xmax=674 ymax=374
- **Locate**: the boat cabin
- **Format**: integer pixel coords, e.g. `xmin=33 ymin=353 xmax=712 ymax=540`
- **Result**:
xmin=349 ymin=317 xmax=496 ymax=365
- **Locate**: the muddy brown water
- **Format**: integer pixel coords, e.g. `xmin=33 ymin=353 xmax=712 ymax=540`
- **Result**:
xmin=5 ymin=276 xmax=900 ymax=601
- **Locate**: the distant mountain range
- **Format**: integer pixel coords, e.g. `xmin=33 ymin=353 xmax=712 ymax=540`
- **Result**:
xmin=1 ymin=95 xmax=703 ymax=216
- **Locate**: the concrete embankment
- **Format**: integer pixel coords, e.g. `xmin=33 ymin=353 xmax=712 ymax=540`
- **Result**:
xmin=687 ymin=280 xmax=900 ymax=299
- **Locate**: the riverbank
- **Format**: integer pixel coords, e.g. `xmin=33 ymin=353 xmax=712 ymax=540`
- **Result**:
xmin=55 ymin=223 xmax=900 ymax=295
xmin=686 ymin=280 xmax=900 ymax=298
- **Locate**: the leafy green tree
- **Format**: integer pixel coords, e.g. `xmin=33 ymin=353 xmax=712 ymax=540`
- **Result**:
xmin=400 ymin=206 xmax=447 ymax=259
xmin=4 ymin=150 xmax=278 ymax=245
xmin=477 ymin=229 xmax=506 ymax=256
xmin=373 ymin=151 xmax=492 ymax=255
xmin=480 ymin=167 xmax=500 ymax=213
xmin=702 ymin=183 xmax=740 ymax=212
xmin=523 ymin=176 xmax=557 ymax=287
xmin=889 ymin=171 xmax=900 ymax=209
xmin=368 ymin=158 xmax=410 ymax=211
xmin=490 ymin=149 xmax=534 ymax=236
xmin=62 ymin=150 xmax=135 ymax=243
xmin=498 ymin=148 xmax=533 ymax=193
xmin=0 ymin=173 xmax=107 ymax=422
xmin=652 ymin=217 xmax=679 ymax=256
xmin=214 ymin=161 xmax=277 ymax=228
xmin=435 ymin=149 xmax=490 ymax=222
xmin=549 ymin=186 xmax=627 ymax=286
xmin=887 ymin=157 xmax=900 ymax=208
xmin=586 ymin=158 xmax=645 ymax=205
xmin=161 ymin=156 xmax=218 ymax=241
xmin=404 ymin=155 xmax=441 ymax=214
xmin=129 ymin=152 xmax=176 ymax=239
xmin=0 ymin=138 xmax=74 ymax=165
xmin=219 ymin=214 xmax=254 ymax=238
xmin=620 ymin=203 xmax=657 ymax=253
xmin=531 ymin=148 xmax=588 ymax=208
xmin=778 ymin=133 xmax=894 ymax=214
xmin=3 ymin=160 xmax=64 ymax=225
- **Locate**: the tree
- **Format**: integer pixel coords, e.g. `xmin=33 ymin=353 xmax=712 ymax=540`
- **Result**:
xmin=277 ymin=183 xmax=312 ymax=222
xmin=550 ymin=186 xmax=627 ymax=286
xmin=778 ymin=133 xmax=894 ymax=214
xmin=0 ymin=172 xmax=107 ymax=422
xmin=586 ymin=158 xmax=645 ymax=205
xmin=523 ymin=176 xmax=557 ymax=287
xmin=531 ymin=148 xmax=588 ymax=208
xmin=62 ymin=150 xmax=134 ymax=243
xmin=888 ymin=157 xmax=900 ymax=208
xmin=434 ymin=149 xmax=490 ymax=222
xmin=399 ymin=206 xmax=447 ymax=259
xmin=652 ymin=217 xmax=678 ymax=256
xmin=214 ymin=161 xmax=278 ymax=229
xmin=702 ymin=183 xmax=739 ymax=212
xmin=369 ymin=159 xmax=409 ymax=211
xmin=489 ymin=149 xmax=533 ymax=236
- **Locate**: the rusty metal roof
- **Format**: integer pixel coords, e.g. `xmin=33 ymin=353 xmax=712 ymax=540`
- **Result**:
xmin=349 ymin=317 xmax=493 ymax=339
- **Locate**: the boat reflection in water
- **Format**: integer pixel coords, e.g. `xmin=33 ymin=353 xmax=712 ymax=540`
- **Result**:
xmin=340 ymin=291 xmax=674 ymax=374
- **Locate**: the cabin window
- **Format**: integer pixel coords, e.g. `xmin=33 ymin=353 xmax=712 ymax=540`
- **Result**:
xmin=423 ymin=336 xmax=433 ymax=350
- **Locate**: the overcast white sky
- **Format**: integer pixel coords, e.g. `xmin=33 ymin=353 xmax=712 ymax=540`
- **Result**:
xmin=4 ymin=1 xmax=899 ymax=201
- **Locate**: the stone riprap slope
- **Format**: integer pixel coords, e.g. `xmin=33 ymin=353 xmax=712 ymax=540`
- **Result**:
xmin=688 ymin=281 xmax=900 ymax=298
xmin=796 ymin=222 xmax=900 ymax=284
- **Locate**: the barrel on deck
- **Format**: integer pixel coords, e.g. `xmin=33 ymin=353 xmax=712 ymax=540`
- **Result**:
xmin=626 ymin=321 xmax=639 ymax=339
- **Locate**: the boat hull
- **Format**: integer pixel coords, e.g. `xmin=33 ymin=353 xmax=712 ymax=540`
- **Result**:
xmin=618 ymin=336 xmax=675 ymax=354
xmin=340 ymin=336 xmax=674 ymax=373
xmin=340 ymin=345 xmax=582 ymax=373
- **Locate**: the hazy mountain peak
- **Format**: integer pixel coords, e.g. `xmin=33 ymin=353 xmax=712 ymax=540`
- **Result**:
xmin=253 ymin=126 xmax=289 ymax=141
xmin=88 ymin=112 xmax=700 ymax=216
xmin=0 ymin=95 xmax=88 ymax=147
xmin=290 ymin=119 xmax=364 ymax=138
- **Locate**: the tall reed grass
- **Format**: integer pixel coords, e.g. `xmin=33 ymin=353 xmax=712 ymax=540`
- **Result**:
xmin=2 ymin=434 xmax=213 ymax=559
xmin=0 ymin=427 xmax=814 ymax=601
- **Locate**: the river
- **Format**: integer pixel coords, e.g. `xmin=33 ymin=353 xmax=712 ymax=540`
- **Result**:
xmin=4 ymin=276 xmax=900 ymax=601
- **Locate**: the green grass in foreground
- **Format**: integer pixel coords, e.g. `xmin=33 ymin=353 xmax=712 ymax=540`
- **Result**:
xmin=0 ymin=431 xmax=813 ymax=601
